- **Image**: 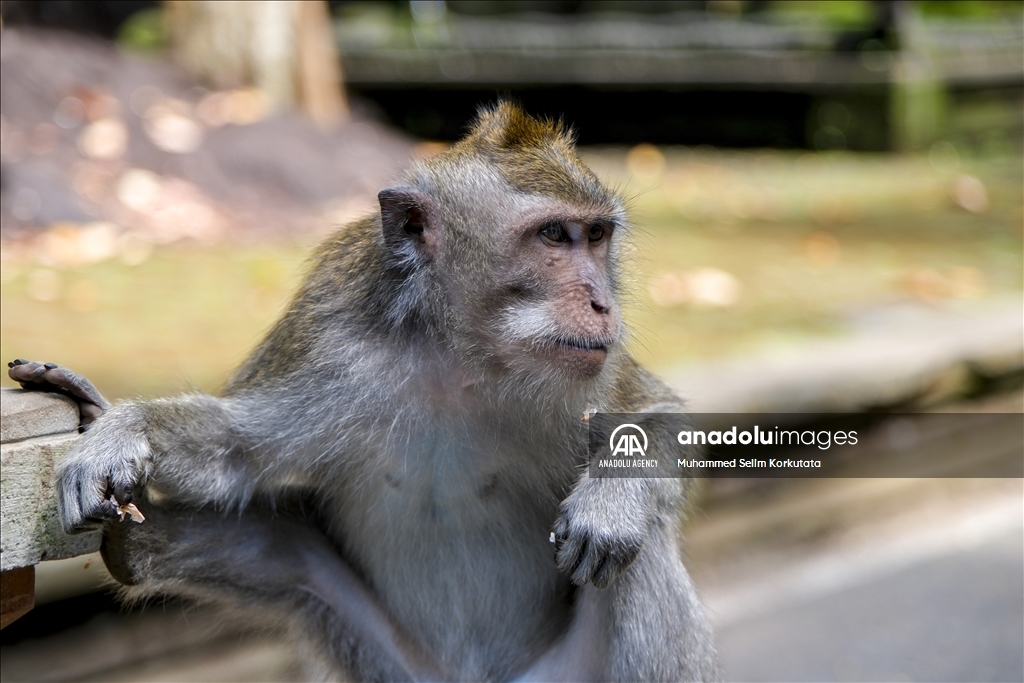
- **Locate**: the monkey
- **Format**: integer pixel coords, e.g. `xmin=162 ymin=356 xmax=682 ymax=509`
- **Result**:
xmin=24 ymin=102 xmax=719 ymax=681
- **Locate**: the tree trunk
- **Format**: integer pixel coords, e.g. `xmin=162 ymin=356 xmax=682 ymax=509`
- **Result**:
xmin=164 ymin=0 xmax=348 ymax=128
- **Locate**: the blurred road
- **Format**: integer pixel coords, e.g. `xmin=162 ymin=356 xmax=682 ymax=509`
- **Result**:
xmin=718 ymin=528 xmax=1022 ymax=682
xmin=701 ymin=493 xmax=1024 ymax=683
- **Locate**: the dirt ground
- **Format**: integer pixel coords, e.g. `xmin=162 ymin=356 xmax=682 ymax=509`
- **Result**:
xmin=1 ymin=27 xmax=415 ymax=242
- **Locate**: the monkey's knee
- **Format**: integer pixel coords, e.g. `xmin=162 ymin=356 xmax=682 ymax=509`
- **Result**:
xmin=99 ymin=500 xmax=180 ymax=587
xmin=101 ymin=524 xmax=141 ymax=586
xmin=99 ymin=499 xmax=329 ymax=596
xmin=98 ymin=500 xmax=235 ymax=589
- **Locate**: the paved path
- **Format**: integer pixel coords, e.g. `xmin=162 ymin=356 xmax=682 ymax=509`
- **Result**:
xmin=700 ymin=492 xmax=1024 ymax=682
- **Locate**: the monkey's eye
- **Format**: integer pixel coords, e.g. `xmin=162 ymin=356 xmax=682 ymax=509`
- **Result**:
xmin=539 ymin=222 xmax=570 ymax=244
xmin=588 ymin=225 xmax=606 ymax=242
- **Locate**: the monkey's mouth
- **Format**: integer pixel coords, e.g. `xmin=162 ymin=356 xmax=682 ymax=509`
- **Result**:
xmin=553 ymin=337 xmax=609 ymax=353
xmin=544 ymin=337 xmax=613 ymax=376
xmin=545 ymin=337 xmax=616 ymax=367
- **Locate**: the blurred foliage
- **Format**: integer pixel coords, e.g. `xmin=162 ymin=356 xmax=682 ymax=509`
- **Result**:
xmin=344 ymin=0 xmax=1024 ymax=22
xmin=115 ymin=7 xmax=168 ymax=53
xmin=601 ymin=149 xmax=1023 ymax=371
xmin=916 ymin=0 xmax=1024 ymax=18
xmin=769 ymin=1 xmax=877 ymax=27
xmin=741 ymin=0 xmax=1022 ymax=25
xmin=2 ymin=148 xmax=1021 ymax=399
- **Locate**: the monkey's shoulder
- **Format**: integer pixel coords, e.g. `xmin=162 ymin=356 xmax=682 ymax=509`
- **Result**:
xmin=226 ymin=218 xmax=395 ymax=391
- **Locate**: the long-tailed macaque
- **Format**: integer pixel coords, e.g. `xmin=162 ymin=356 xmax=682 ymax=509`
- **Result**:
xmin=16 ymin=103 xmax=718 ymax=681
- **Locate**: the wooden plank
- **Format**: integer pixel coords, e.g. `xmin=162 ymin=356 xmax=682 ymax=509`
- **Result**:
xmin=340 ymin=49 xmax=895 ymax=89
xmin=1 ymin=566 xmax=35 ymax=629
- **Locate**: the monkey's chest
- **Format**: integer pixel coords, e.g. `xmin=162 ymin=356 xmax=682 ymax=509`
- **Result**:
xmin=349 ymin=424 xmax=567 ymax=530
xmin=343 ymin=452 xmax=559 ymax=551
xmin=332 ymin=443 xmax=571 ymax=675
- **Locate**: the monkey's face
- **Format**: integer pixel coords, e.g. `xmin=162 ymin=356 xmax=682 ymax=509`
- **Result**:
xmin=378 ymin=102 xmax=628 ymax=385
xmin=479 ymin=206 xmax=623 ymax=382
xmin=378 ymin=188 xmax=625 ymax=382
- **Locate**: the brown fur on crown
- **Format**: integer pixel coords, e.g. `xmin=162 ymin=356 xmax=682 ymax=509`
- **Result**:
xmin=446 ymin=101 xmax=614 ymax=207
xmin=466 ymin=101 xmax=575 ymax=151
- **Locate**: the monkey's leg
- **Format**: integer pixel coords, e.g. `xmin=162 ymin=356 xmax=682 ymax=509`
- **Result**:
xmin=102 ymin=500 xmax=445 ymax=682
xmin=521 ymin=519 xmax=720 ymax=683
xmin=7 ymin=359 xmax=110 ymax=427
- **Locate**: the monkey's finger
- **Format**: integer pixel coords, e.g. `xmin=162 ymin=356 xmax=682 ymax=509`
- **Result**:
xmin=551 ymin=529 xmax=566 ymax=555
xmin=80 ymin=402 xmax=105 ymax=427
xmin=75 ymin=498 xmax=120 ymax=532
xmin=569 ymin=542 xmax=605 ymax=586
xmin=551 ymin=523 xmax=566 ymax=557
xmin=8 ymin=359 xmax=50 ymax=385
xmin=112 ymin=482 xmax=134 ymax=506
xmin=591 ymin=549 xmax=626 ymax=589
xmin=40 ymin=365 xmax=111 ymax=411
xmin=87 ymin=499 xmax=122 ymax=523
xmin=15 ymin=380 xmax=49 ymax=392
xmin=590 ymin=555 xmax=614 ymax=589
xmin=558 ymin=536 xmax=591 ymax=583
xmin=597 ymin=540 xmax=644 ymax=588
xmin=10 ymin=361 xmax=70 ymax=395
xmin=551 ymin=514 xmax=573 ymax=543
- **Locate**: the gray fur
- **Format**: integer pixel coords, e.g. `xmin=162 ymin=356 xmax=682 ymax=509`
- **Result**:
xmin=54 ymin=103 xmax=719 ymax=681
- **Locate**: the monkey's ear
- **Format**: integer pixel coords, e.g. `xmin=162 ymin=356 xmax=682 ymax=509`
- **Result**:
xmin=378 ymin=187 xmax=439 ymax=259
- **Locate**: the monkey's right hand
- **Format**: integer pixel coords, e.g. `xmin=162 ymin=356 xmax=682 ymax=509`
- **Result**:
xmin=55 ymin=404 xmax=152 ymax=534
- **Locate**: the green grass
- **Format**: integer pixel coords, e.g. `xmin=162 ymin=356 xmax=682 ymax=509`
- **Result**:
xmin=1 ymin=242 xmax=312 ymax=398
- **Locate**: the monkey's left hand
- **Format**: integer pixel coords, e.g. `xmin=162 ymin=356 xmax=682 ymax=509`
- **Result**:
xmin=552 ymin=477 xmax=649 ymax=589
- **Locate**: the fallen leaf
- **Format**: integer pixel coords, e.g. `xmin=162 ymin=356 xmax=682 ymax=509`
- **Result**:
xmin=110 ymin=495 xmax=146 ymax=523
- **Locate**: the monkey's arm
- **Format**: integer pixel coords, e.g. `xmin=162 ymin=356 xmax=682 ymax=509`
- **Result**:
xmin=554 ymin=361 xmax=691 ymax=588
xmin=49 ymin=288 xmax=357 ymax=533
xmin=544 ymin=367 xmax=719 ymax=681
xmin=55 ymin=392 xmax=265 ymax=533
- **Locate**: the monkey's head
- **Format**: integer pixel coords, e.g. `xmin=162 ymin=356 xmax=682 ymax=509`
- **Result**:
xmin=378 ymin=102 xmax=626 ymax=384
